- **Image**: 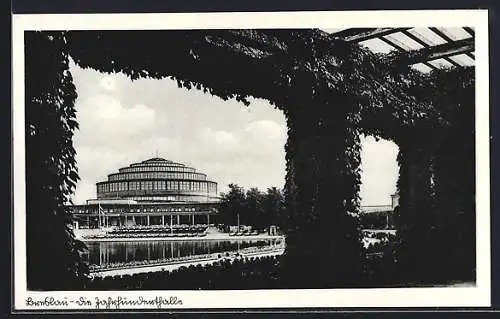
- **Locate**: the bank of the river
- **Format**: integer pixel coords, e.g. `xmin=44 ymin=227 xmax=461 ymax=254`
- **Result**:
xmin=90 ymin=246 xmax=285 ymax=278
xmin=80 ymin=233 xmax=284 ymax=242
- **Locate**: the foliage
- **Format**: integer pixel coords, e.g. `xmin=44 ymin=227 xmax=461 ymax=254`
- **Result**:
xmin=218 ymin=184 xmax=286 ymax=231
xmin=393 ymin=67 xmax=475 ymax=283
xmin=24 ymin=29 xmax=475 ymax=288
xmin=359 ymin=211 xmax=395 ymax=229
xmin=25 ymin=31 xmax=88 ymax=290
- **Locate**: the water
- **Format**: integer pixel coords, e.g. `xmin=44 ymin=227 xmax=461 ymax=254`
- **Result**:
xmin=82 ymin=239 xmax=283 ymax=266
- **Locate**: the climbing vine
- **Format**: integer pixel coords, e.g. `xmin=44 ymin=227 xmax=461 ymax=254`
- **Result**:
xmin=25 ymin=31 xmax=88 ymax=290
xmin=24 ymin=29 xmax=475 ymax=288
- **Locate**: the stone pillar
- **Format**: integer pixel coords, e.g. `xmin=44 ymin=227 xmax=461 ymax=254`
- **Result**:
xmin=207 ymin=213 xmax=210 ymax=225
xmin=162 ymin=215 xmax=165 ymax=226
xmin=192 ymin=214 xmax=195 ymax=225
xmin=146 ymin=215 xmax=150 ymax=226
xmin=177 ymin=215 xmax=180 ymax=225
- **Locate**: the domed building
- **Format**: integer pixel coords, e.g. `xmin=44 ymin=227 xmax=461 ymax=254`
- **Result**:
xmin=72 ymin=157 xmax=220 ymax=230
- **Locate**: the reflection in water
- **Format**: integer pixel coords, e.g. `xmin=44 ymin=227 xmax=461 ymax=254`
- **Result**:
xmin=82 ymin=239 xmax=283 ymax=266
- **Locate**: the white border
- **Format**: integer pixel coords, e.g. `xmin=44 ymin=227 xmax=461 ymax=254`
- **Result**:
xmin=12 ymin=10 xmax=490 ymax=310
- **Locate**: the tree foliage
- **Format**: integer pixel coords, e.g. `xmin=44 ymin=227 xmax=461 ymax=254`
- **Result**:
xmin=218 ymin=184 xmax=285 ymax=231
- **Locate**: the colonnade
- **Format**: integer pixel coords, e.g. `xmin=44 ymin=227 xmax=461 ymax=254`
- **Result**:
xmin=76 ymin=213 xmax=213 ymax=229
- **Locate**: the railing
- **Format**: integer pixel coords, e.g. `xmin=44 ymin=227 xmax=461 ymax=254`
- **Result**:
xmin=81 ymin=224 xmax=209 ymax=239
xmin=83 ymin=232 xmax=208 ymax=239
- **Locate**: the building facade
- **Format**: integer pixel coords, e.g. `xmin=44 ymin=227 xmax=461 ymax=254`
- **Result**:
xmin=359 ymin=193 xmax=399 ymax=230
xmin=72 ymin=157 xmax=220 ymax=229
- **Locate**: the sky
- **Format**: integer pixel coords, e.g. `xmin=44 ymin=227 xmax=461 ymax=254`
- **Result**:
xmin=69 ymin=61 xmax=399 ymax=206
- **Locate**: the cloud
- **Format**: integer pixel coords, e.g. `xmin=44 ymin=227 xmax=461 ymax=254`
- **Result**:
xmin=359 ymin=136 xmax=400 ymax=205
xmin=199 ymin=128 xmax=239 ymax=151
xmin=99 ymin=76 xmax=117 ymax=91
xmin=74 ymin=94 xmax=156 ymax=148
xmin=69 ymin=63 xmax=399 ymax=207
xmin=244 ymin=120 xmax=286 ymax=140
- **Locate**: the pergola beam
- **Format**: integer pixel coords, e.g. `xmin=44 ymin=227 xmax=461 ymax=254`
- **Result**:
xmin=331 ymin=27 xmax=475 ymax=68
xmin=401 ymin=29 xmax=461 ymax=68
xmin=403 ymin=37 xmax=474 ymax=65
xmin=429 ymin=27 xmax=475 ymax=61
xmin=330 ymin=27 xmax=411 ymax=42
xmin=463 ymin=27 xmax=475 ymax=36
xmin=379 ymin=35 xmax=437 ymax=70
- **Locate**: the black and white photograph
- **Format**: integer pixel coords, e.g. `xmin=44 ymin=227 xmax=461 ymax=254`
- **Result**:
xmin=12 ymin=10 xmax=490 ymax=310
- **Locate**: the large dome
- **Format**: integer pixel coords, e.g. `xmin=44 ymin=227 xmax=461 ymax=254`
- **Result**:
xmin=96 ymin=157 xmax=218 ymax=203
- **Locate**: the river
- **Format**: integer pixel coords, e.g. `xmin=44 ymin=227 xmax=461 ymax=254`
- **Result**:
xmin=82 ymin=238 xmax=283 ymax=266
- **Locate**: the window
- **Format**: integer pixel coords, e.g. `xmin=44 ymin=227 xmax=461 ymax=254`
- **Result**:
xmin=158 ymin=181 xmax=166 ymax=190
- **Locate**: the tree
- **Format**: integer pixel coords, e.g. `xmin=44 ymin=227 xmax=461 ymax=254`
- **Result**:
xmin=218 ymin=185 xmax=286 ymax=231
xmin=218 ymin=184 xmax=247 ymax=229
xmin=245 ymin=188 xmax=264 ymax=229
xmin=262 ymin=187 xmax=286 ymax=230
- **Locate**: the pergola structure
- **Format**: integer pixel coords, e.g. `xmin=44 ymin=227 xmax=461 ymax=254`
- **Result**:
xmin=328 ymin=27 xmax=475 ymax=71
xmin=25 ymin=28 xmax=475 ymax=289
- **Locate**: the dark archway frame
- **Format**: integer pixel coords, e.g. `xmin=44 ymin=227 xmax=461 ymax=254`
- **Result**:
xmin=24 ymin=29 xmax=475 ymax=289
